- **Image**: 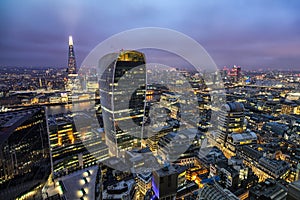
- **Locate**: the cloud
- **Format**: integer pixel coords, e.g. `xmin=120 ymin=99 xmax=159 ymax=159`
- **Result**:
xmin=0 ymin=0 xmax=299 ymax=69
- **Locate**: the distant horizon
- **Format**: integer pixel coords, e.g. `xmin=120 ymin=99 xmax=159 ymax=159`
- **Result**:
xmin=1 ymin=63 xmax=300 ymax=72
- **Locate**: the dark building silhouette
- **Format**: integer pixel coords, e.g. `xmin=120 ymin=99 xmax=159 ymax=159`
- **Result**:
xmin=287 ymin=180 xmax=300 ymax=200
xmin=0 ymin=107 xmax=50 ymax=199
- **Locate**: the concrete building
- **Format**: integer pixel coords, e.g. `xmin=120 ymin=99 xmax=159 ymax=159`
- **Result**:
xmin=198 ymin=182 xmax=240 ymax=200
xmin=136 ymin=172 xmax=152 ymax=196
xmin=287 ymin=180 xmax=300 ymax=200
xmin=216 ymin=102 xmax=246 ymax=146
xmin=102 ymin=179 xmax=136 ymax=200
xmin=249 ymin=179 xmax=287 ymax=200
xmin=157 ymin=128 xmax=198 ymax=163
xmin=152 ymin=164 xmax=179 ymax=200
xmin=225 ymin=131 xmax=257 ymax=153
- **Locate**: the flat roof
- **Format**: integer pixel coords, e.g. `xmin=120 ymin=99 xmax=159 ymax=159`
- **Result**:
xmin=43 ymin=166 xmax=98 ymax=200
xmin=0 ymin=107 xmax=42 ymax=143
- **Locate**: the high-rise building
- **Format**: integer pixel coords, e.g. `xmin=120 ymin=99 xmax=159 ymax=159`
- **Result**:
xmin=216 ymin=102 xmax=246 ymax=146
xmin=146 ymin=125 xmax=174 ymax=155
xmin=0 ymin=107 xmax=50 ymax=199
xmin=67 ymin=36 xmax=76 ymax=75
xmin=66 ymin=36 xmax=80 ymax=91
xmin=236 ymin=66 xmax=242 ymax=82
xmin=99 ymin=50 xmax=146 ymax=157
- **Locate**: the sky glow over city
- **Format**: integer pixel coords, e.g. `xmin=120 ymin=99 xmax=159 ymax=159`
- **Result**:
xmin=0 ymin=0 xmax=300 ymax=69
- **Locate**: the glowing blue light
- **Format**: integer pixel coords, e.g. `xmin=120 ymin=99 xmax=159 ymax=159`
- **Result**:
xmin=152 ymin=178 xmax=159 ymax=199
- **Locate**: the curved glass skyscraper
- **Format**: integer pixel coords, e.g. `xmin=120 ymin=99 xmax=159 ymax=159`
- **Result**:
xmin=99 ymin=50 xmax=146 ymax=157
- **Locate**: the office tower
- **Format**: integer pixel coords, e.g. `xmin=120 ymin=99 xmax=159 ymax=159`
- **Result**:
xmin=236 ymin=66 xmax=242 ymax=82
xmin=99 ymin=50 xmax=146 ymax=157
xmin=216 ymin=102 xmax=246 ymax=146
xmin=210 ymin=156 xmax=252 ymax=191
xmin=220 ymin=66 xmax=229 ymax=82
xmin=48 ymin=113 xmax=108 ymax=178
xmin=66 ymin=36 xmax=80 ymax=91
xmin=152 ymin=165 xmax=179 ymax=200
xmin=0 ymin=107 xmax=50 ymax=199
xmin=67 ymin=36 xmax=76 ymax=75
xmin=228 ymin=65 xmax=238 ymax=83
xmin=136 ymin=172 xmax=152 ymax=196
xmin=146 ymin=125 xmax=174 ymax=155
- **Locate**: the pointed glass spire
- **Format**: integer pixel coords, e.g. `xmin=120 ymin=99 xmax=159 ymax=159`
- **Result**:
xmin=69 ymin=35 xmax=73 ymax=46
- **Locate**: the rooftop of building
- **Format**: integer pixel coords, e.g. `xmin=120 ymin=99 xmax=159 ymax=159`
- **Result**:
xmin=259 ymin=157 xmax=290 ymax=171
xmin=43 ymin=166 xmax=99 ymax=200
xmin=228 ymin=131 xmax=257 ymax=143
xmin=102 ymin=179 xmax=135 ymax=199
xmin=215 ymin=160 xmax=239 ymax=176
xmin=117 ymin=50 xmax=145 ymax=62
xmin=198 ymin=146 xmax=227 ymax=166
xmin=154 ymin=164 xmax=186 ymax=177
xmin=289 ymin=179 xmax=300 ymax=189
xmin=160 ymin=128 xmax=198 ymax=142
xmin=137 ymin=172 xmax=152 ymax=182
xmin=237 ymin=145 xmax=263 ymax=161
xmin=222 ymin=102 xmax=244 ymax=112
xmin=198 ymin=182 xmax=240 ymax=200
xmin=0 ymin=107 xmax=43 ymax=143
xmin=249 ymin=178 xmax=287 ymax=199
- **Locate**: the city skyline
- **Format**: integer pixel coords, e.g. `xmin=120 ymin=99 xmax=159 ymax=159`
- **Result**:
xmin=0 ymin=0 xmax=300 ymax=70
xmin=0 ymin=33 xmax=300 ymax=199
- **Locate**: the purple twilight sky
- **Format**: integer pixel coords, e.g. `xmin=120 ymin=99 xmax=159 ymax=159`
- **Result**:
xmin=0 ymin=0 xmax=300 ymax=70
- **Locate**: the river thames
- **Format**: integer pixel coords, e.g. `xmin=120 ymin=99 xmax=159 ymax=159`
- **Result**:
xmin=46 ymin=101 xmax=96 ymax=115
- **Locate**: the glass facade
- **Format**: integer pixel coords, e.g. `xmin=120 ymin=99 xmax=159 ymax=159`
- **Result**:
xmin=0 ymin=107 xmax=50 ymax=199
xmin=99 ymin=50 xmax=146 ymax=157
xmin=67 ymin=36 xmax=77 ymax=75
xmin=48 ymin=113 xmax=108 ymax=178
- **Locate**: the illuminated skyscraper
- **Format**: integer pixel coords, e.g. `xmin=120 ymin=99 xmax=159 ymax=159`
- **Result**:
xmin=99 ymin=50 xmax=146 ymax=157
xmin=67 ymin=36 xmax=77 ymax=75
xmin=66 ymin=36 xmax=80 ymax=91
